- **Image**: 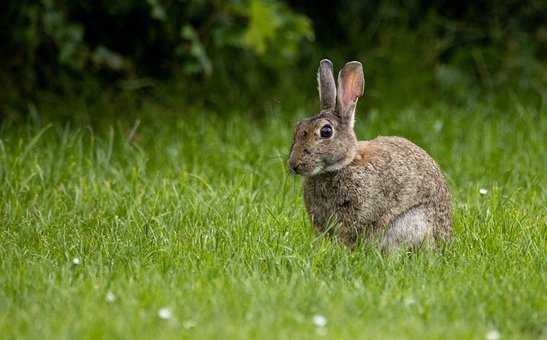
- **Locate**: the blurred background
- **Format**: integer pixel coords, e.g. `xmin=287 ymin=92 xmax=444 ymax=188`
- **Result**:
xmin=2 ymin=0 xmax=547 ymax=118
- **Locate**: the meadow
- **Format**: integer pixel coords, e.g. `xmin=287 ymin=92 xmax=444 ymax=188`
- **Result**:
xmin=0 ymin=96 xmax=545 ymax=339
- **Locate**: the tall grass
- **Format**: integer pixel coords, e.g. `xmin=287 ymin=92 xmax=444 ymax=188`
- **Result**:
xmin=0 ymin=98 xmax=545 ymax=339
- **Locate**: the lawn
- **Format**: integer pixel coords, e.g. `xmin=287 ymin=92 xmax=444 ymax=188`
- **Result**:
xmin=0 ymin=97 xmax=545 ymax=339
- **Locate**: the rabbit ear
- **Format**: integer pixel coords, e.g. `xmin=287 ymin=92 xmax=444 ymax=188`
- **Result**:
xmin=336 ymin=61 xmax=364 ymax=126
xmin=317 ymin=59 xmax=336 ymax=112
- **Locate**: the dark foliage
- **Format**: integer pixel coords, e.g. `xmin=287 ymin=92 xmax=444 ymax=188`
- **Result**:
xmin=2 ymin=1 xmax=547 ymax=112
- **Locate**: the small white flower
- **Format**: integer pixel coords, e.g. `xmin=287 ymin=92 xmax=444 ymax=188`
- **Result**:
xmin=105 ymin=291 xmax=116 ymax=303
xmin=404 ymin=297 xmax=416 ymax=307
xmin=312 ymin=314 xmax=327 ymax=328
xmin=72 ymin=257 xmax=81 ymax=265
xmin=158 ymin=307 xmax=173 ymax=320
xmin=479 ymin=188 xmax=488 ymax=195
xmin=485 ymin=329 xmax=500 ymax=340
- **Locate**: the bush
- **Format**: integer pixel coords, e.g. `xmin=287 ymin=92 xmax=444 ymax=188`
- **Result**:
xmin=2 ymin=0 xmax=313 ymax=91
xmin=2 ymin=1 xmax=547 ymax=113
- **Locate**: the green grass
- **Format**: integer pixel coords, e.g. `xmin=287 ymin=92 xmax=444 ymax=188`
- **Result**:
xmin=0 ymin=98 xmax=545 ymax=339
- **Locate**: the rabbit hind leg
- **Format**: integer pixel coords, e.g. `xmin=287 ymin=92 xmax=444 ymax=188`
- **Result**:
xmin=381 ymin=206 xmax=434 ymax=252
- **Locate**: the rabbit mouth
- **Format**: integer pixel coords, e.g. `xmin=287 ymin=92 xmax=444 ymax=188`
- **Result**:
xmin=289 ymin=162 xmax=324 ymax=177
xmin=300 ymin=163 xmax=325 ymax=177
xmin=295 ymin=152 xmax=353 ymax=176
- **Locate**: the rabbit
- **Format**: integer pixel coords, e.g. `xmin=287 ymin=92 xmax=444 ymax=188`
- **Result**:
xmin=288 ymin=59 xmax=452 ymax=250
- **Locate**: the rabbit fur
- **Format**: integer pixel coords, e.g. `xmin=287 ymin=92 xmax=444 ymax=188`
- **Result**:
xmin=288 ymin=59 xmax=452 ymax=250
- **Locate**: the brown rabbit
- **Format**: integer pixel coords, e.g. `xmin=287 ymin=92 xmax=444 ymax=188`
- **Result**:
xmin=288 ymin=59 xmax=452 ymax=250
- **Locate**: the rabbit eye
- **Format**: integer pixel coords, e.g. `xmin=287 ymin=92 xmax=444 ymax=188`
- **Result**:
xmin=320 ymin=124 xmax=333 ymax=138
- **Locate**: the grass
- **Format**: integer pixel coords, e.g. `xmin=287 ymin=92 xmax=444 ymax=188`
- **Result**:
xmin=0 ymin=96 xmax=545 ymax=339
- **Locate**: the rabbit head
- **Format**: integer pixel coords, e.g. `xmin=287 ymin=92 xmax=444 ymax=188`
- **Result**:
xmin=288 ymin=59 xmax=365 ymax=176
